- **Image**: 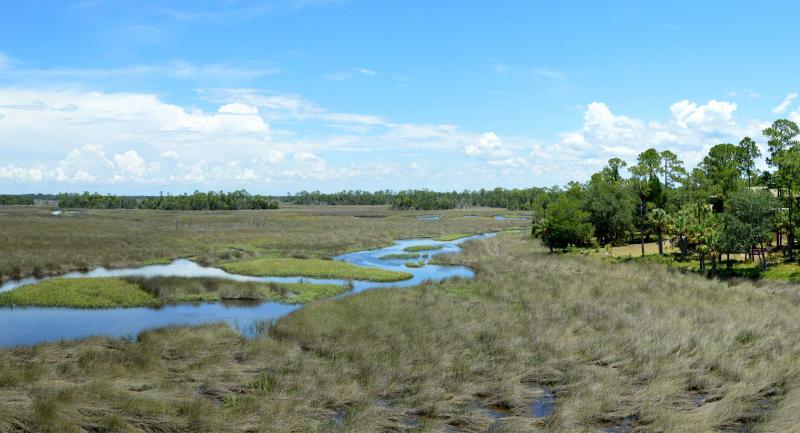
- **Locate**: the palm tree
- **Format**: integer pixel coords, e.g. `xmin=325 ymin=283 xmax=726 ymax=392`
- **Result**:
xmin=690 ymin=217 xmax=718 ymax=274
xmin=649 ymin=208 xmax=670 ymax=255
xmin=671 ymin=208 xmax=692 ymax=261
xmin=532 ymin=219 xmax=552 ymax=252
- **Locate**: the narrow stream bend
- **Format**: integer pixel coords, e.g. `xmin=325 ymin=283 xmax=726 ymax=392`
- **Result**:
xmin=0 ymin=233 xmax=494 ymax=347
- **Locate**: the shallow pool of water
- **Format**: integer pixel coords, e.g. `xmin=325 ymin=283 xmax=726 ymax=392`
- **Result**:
xmin=0 ymin=233 xmax=494 ymax=347
xmin=494 ymin=215 xmax=530 ymax=221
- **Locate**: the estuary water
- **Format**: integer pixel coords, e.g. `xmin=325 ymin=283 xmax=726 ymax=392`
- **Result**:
xmin=0 ymin=233 xmax=494 ymax=347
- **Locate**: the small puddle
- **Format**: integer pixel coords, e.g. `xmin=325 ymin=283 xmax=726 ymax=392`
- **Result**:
xmin=417 ymin=215 xmax=441 ymax=221
xmin=530 ymin=387 xmax=556 ymax=417
xmin=494 ymin=215 xmax=529 ymax=221
xmin=330 ymin=408 xmax=347 ymax=427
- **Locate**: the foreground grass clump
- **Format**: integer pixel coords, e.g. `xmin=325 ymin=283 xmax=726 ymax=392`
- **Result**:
xmin=8 ymin=234 xmax=800 ymax=431
xmin=0 ymin=278 xmax=158 ymax=308
xmin=378 ymin=252 xmax=420 ymax=260
xmin=402 ymin=244 xmax=444 ymax=252
xmin=222 ymin=257 xmax=412 ymax=282
xmin=432 ymin=233 xmax=473 ymax=241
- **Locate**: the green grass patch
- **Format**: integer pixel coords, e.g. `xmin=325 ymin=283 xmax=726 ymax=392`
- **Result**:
xmin=404 ymin=260 xmax=425 ymax=268
xmin=131 ymin=276 xmax=349 ymax=304
xmin=0 ymin=278 xmax=159 ymax=308
xmin=379 ymin=252 xmax=421 ymax=260
xmin=432 ymin=233 xmax=473 ymax=241
xmin=221 ymin=257 xmax=412 ymax=282
xmin=402 ymin=244 xmax=444 ymax=252
xmin=0 ymin=276 xmax=351 ymax=308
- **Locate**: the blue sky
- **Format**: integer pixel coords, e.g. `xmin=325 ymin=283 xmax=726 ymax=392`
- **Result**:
xmin=1 ymin=0 xmax=799 ymax=194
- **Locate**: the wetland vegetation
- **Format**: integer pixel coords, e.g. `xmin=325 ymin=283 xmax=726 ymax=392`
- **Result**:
xmin=4 ymin=232 xmax=800 ymax=432
xmin=0 ymin=277 xmax=349 ymax=308
xmin=221 ymin=257 xmax=412 ymax=282
xmin=0 ymin=205 xmax=520 ymax=282
xmin=402 ymin=245 xmax=444 ymax=253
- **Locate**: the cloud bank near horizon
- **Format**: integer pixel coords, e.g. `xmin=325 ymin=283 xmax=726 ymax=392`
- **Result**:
xmin=2 ymin=84 xmax=796 ymax=194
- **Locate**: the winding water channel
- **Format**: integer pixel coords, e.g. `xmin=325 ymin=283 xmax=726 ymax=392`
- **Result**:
xmin=0 ymin=233 xmax=494 ymax=347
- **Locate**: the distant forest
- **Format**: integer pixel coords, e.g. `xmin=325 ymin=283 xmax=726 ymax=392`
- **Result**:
xmin=0 ymin=194 xmax=58 ymax=205
xmin=56 ymin=191 xmax=279 ymax=210
xmin=0 ymin=188 xmax=544 ymax=211
xmin=286 ymin=188 xmax=542 ymax=210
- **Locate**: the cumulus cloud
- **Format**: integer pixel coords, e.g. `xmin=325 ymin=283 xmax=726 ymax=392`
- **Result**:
xmin=465 ymin=132 xmax=512 ymax=158
xmin=670 ymin=99 xmax=737 ymax=132
xmin=0 ymin=81 xmax=780 ymax=192
xmin=218 ymin=102 xmax=259 ymax=114
xmin=113 ymin=150 xmax=148 ymax=178
xmin=530 ymin=98 xmax=766 ymax=184
xmin=0 ymin=165 xmax=45 ymax=183
xmin=0 ymin=86 xmax=505 ymax=189
xmin=772 ymin=92 xmax=798 ymax=114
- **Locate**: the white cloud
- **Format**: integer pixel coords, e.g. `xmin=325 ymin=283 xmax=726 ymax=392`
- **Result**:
xmin=324 ymin=72 xmax=352 ymax=81
xmin=772 ymin=92 xmax=797 ymax=114
xmin=354 ymin=67 xmax=376 ymax=76
xmin=218 ymin=102 xmax=259 ymax=114
xmin=0 ymin=165 xmax=45 ymax=182
xmin=55 ymin=144 xmax=113 ymax=182
xmin=669 ymin=99 xmax=737 ymax=132
xmin=534 ymin=98 xmax=764 ymax=184
xmin=487 ymin=157 xmax=526 ymax=168
xmin=113 ymin=150 xmax=147 ymax=178
xmin=465 ymin=132 xmax=512 ymax=158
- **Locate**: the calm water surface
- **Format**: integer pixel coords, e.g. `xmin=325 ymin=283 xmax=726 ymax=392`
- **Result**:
xmin=0 ymin=233 xmax=493 ymax=347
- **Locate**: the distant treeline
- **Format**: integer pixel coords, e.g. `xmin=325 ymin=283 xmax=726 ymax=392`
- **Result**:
xmin=286 ymin=190 xmax=394 ymax=206
xmin=57 ymin=190 xmax=279 ymax=210
xmin=0 ymin=195 xmax=36 ymax=205
xmin=286 ymin=188 xmax=543 ymax=210
xmin=0 ymin=194 xmax=60 ymax=205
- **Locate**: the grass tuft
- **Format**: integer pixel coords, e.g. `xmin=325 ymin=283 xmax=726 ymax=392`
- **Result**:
xmin=378 ymin=253 xmax=420 ymax=260
xmin=402 ymin=245 xmax=444 ymax=252
xmin=221 ymin=257 xmax=412 ymax=282
xmin=0 ymin=278 xmax=158 ymax=308
xmin=432 ymin=233 xmax=473 ymax=241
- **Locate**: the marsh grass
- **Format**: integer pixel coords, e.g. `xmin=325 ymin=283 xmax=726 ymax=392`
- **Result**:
xmin=403 ymin=245 xmax=444 ymax=252
xmin=0 ymin=276 xmax=350 ymax=308
xmin=0 ymin=205 xmax=516 ymax=281
xmin=221 ymin=257 xmax=412 ymax=282
xmin=6 ymin=233 xmax=800 ymax=431
xmin=0 ymin=278 xmax=159 ymax=308
xmin=379 ymin=253 xmax=421 ymax=260
xmin=129 ymin=276 xmax=351 ymax=304
xmin=404 ymin=260 xmax=425 ymax=268
xmin=432 ymin=233 xmax=473 ymax=241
